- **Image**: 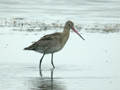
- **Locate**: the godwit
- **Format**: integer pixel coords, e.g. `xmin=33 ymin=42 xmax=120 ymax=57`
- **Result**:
xmin=24 ymin=20 xmax=85 ymax=69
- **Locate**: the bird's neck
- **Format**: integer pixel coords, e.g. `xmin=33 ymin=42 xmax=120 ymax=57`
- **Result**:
xmin=58 ymin=25 xmax=70 ymax=49
xmin=61 ymin=25 xmax=70 ymax=44
xmin=63 ymin=25 xmax=70 ymax=36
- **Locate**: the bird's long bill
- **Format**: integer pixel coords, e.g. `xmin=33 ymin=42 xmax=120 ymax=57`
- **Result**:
xmin=72 ymin=27 xmax=85 ymax=40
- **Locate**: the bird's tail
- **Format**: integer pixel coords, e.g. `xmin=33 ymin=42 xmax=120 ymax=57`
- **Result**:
xmin=24 ymin=46 xmax=34 ymax=50
xmin=24 ymin=47 xmax=29 ymax=50
xmin=24 ymin=42 xmax=37 ymax=50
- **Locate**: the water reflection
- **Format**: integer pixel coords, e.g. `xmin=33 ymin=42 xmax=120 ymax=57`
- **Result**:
xmin=28 ymin=68 xmax=65 ymax=90
xmin=39 ymin=68 xmax=54 ymax=90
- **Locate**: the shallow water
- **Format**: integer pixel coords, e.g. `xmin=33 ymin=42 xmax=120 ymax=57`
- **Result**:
xmin=0 ymin=0 xmax=120 ymax=89
xmin=0 ymin=29 xmax=120 ymax=90
xmin=0 ymin=0 xmax=120 ymax=23
xmin=1 ymin=0 xmax=120 ymax=33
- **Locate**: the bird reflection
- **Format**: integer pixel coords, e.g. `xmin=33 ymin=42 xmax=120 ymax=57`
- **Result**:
xmin=28 ymin=68 xmax=65 ymax=90
xmin=39 ymin=68 xmax=55 ymax=90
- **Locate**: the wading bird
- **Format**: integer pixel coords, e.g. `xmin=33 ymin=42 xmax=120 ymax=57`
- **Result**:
xmin=24 ymin=20 xmax=85 ymax=69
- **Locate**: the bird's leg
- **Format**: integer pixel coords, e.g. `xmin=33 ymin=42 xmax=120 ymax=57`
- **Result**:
xmin=50 ymin=68 xmax=54 ymax=90
xmin=39 ymin=68 xmax=42 ymax=77
xmin=39 ymin=53 xmax=45 ymax=71
xmin=51 ymin=53 xmax=55 ymax=68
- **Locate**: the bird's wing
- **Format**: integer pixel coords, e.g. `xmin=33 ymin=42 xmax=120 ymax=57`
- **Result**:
xmin=40 ymin=32 xmax=62 ymax=40
xmin=25 ymin=32 xmax=62 ymax=50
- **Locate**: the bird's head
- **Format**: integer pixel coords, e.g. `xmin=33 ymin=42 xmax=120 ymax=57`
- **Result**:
xmin=66 ymin=20 xmax=74 ymax=28
xmin=65 ymin=20 xmax=85 ymax=40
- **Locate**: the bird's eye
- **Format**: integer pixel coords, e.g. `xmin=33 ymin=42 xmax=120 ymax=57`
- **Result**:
xmin=69 ymin=23 xmax=71 ymax=26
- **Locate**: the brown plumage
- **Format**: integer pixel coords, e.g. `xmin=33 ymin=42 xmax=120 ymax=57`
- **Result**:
xmin=24 ymin=32 xmax=64 ymax=53
xmin=24 ymin=20 xmax=85 ymax=70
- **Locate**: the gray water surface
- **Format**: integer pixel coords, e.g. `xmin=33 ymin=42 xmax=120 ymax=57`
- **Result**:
xmin=0 ymin=0 xmax=120 ymax=90
xmin=0 ymin=0 xmax=120 ymax=23
xmin=0 ymin=30 xmax=120 ymax=90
